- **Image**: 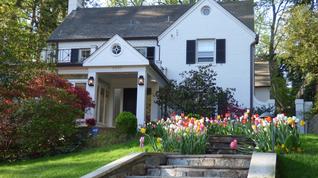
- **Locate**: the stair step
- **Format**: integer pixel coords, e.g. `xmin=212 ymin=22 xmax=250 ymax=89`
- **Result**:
xmin=166 ymin=154 xmax=251 ymax=168
xmin=148 ymin=165 xmax=248 ymax=169
xmin=147 ymin=167 xmax=248 ymax=177
xmin=126 ymin=176 xmax=233 ymax=178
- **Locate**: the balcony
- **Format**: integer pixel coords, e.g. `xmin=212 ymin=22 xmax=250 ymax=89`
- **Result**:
xmin=42 ymin=48 xmax=91 ymax=67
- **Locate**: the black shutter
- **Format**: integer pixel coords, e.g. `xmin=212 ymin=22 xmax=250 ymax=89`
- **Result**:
xmin=147 ymin=47 xmax=155 ymax=62
xmin=216 ymin=39 xmax=226 ymax=64
xmin=71 ymin=49 xmax=79 ymax=63
xmin=186 ymin=40 xmax=196 ymax=64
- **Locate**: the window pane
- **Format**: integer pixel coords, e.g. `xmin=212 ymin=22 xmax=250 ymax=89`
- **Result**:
xmin=135 ymin=47 xmax=147 ymax=57
xmin=197 ymin=39 xmax=215 ymax=62
xmin=75 ymin=83 xmax=86 ymax=89
xmin=198 ymin=40 xmax=214 ymax=52
xmin=80 ymin=49 xmax=90 ymax=61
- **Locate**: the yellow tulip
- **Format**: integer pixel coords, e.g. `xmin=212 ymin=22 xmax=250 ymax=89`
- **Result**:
xmin=140 ymin=128 xmax=146 ymax=134
xmin=300 ymin=120 xmax=305 ymax=127
xmin=156 ymin=137 xmax=162 ymax=144
xmin=252 ymin=125 xmax=257 ymax=131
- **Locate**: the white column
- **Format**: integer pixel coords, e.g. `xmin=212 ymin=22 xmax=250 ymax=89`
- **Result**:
xmin=85 ymin=71 xmax=96 ymax=119
xmin=295 ymin=99 xmax=305 ymax=134
xmin=150 ymin=83 xmax=160 ymax=121
xmin=136 ymin=69 xmax=147 ymax=127
xmin=304 ymin=101 xmax=313 ymax=133
xmin=107 ymin=88 xmax=114 ymax=127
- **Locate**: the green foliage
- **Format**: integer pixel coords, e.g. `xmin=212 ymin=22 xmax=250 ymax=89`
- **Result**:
xmin=155 ymin=65 xmax=237 ymax=117
xmin=16 ymin=97 xmax=82 ymax=157
xmin=115 ymin=112 xmax=137 ymax=137
xmin=87 ymin=130 xmax=128 ymax=148
xmin=282 ymin=5 xmax=318 ymax=113
xmin=143 ymin=122 xmax=207 ymax=154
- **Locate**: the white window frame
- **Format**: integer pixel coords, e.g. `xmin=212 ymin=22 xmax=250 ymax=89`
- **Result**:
xmin=79 ymin=48 xmax=91 ymax=62
xmin=196 ymin=39 xmax=216 ymax=63
xmin=135 ymin=47 xmax=147 ymax=57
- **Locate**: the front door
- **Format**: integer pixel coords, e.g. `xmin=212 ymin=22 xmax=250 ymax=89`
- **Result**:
xmin=123 ymin=88 xmax=137 ymax=115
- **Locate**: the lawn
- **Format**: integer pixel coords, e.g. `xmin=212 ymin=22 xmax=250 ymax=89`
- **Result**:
xmin=277 ymin=134 xmax=318 ymax=178
xmin=0 ymin=140 xmax=143 ymax=178
xmin=1 ymin=134 xmax=317 ymax=178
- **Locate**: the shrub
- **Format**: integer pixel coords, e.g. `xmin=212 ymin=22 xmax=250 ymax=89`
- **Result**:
xmin=115 ymin=112 xmax=137 ymax=137
xmin=16 ymin=97 xmax=82 ymax=157
xmin=155 ymin=64 xmax=237 ymax=117
xmin=0 ymin=72 xmax=94 ymax=161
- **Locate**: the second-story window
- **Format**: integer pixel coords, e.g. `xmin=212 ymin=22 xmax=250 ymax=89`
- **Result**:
xmin=135 ymin=47 xmax=147 ymax=57
xmin=80 ymin=48 xmax=91 ymax=62
xmin=197 ymin=39 xmax=215 ymax=62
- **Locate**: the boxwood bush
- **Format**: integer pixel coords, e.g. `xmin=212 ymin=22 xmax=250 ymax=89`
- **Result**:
xmin=115 ymin=112 xmax=137 ymax=138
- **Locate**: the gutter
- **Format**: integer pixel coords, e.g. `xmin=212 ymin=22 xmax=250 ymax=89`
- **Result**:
xmin=250 ymin=34 xmax=259 ymax=111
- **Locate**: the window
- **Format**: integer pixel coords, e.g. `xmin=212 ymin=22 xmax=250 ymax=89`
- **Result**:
xmin=75 ymin=83 xmax=86 ymax=89
xmin=79 ymin=49 xmax=90 ymax=62
xmin=197 ymin=39 xmax=215 ymax=62
xmin=135 ymin=47 xmax=147 ymax=57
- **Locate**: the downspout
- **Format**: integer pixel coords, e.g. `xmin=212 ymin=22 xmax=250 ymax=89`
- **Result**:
xmin=250 ymin=34 xmax=259 ymax=112
xmin=156 ymin=37 xmax=161 ymax=64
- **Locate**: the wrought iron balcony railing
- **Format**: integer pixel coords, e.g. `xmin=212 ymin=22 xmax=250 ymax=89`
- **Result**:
xmin=41 ymin=48 xmax=91 ymax=65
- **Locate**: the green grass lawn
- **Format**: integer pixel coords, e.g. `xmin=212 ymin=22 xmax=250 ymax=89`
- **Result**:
xmin=0 ymin=140 xmax=143 ymax=178
xmin=277 ymin=134 xmax=318 ymax=178
xmin=1 ymin=134 xmax=318 ymax=178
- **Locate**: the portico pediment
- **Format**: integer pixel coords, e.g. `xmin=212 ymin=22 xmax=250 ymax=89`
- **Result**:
xmin=83 ymin=34 xmax=149 ymax=67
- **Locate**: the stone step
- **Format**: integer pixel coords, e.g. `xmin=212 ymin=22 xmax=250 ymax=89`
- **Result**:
xmin=126 ymin=176 xmax=233 ymax=178
xmin=147 ymin=166 xmax=248 ymax=177
xmin=166 ymin=154 xmax=251 ymax=169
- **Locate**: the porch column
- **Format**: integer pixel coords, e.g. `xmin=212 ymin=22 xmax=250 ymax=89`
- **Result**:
xmin=85 ymin=71 xmax=96 ymax=119
xmin=136 ymin=69 xmax=147 ymax=127
xmin=151 ymin=83 xmax=160 ymax=121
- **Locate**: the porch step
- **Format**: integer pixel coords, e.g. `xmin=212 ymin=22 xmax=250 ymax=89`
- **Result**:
xmin=147 ymin=166 xmax=248 ymax=177
xmin=166 ymin=154 xmax=251 ymax=169
xmin=126 ymin=176 xmax=233 ymax=178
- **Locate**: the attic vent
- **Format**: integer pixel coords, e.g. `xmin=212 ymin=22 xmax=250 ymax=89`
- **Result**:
xmin=112 ymin=44 xmax=121 ymax=55
xmin=201 ymin=6 xmax=211 ymax=16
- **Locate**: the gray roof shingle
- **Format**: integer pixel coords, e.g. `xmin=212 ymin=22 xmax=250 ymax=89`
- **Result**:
xmin=48 ymin=1 xmax=254 ymax=42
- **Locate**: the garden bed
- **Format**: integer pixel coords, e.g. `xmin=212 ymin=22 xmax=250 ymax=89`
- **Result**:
xmin=207 ymin=135 xmax=255 ymax=154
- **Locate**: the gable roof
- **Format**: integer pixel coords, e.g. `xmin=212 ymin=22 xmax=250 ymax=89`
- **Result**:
xmin=48 ymin=1 xmax=254 ymax=42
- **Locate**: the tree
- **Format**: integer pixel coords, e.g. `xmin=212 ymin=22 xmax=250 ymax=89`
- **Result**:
xmin=155 ymin=65 xmax=237 ymax=117
xmin=255 ymin=0 xmax=297 ymax=113
xmin=282 ymin=5 xmax=318 ymax=112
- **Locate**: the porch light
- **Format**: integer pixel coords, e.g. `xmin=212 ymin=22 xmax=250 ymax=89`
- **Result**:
xmin=138 ymin=75 xmax=144 ymax=86
xmin=88 ymin=76 xmax=94 ymax=86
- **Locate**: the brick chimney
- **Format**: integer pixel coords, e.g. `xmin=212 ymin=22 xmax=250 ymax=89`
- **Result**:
xmin=68 ymin=0 xmax=84 ymax=15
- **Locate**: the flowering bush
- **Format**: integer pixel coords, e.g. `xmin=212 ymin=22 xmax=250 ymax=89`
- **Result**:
xmin=0 ymin=72 xmax=95 ymax=161
xmin=140 ymin=115 xmax=207 ymax=154
xmin=140 ymin=111 xmax=304 ymax=155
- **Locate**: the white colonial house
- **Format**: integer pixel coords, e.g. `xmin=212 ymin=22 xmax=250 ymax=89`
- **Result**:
xmin=44 ymin=0 xmax=271 ymax=128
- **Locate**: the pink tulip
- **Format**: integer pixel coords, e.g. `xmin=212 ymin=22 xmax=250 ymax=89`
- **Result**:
xmin=230 ymin=139 xmax=238 ymax=150
xmin=139 ymin=136 xmax=145 ymax=148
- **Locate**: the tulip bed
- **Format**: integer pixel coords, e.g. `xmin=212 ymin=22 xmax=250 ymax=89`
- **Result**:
xmin=139 ymin=111 xmax=305 ymax=154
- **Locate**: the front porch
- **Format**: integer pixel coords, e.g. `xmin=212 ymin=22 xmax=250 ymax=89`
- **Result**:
xmin=84 ymin=66 xmax=166 ymax=128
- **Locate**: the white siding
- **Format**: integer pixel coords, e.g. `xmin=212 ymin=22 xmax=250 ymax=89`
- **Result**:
xmin=158 ymin=0 xmax=255 ymax=107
